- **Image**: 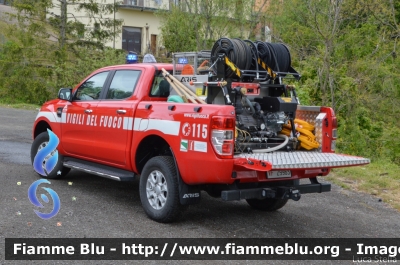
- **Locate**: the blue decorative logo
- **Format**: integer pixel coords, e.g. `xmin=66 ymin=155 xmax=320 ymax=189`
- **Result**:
xmin=30 ymin=129 xmax=61 ymax=219
xmin=28 ymin=179 xmax=61 ymax=219
xmin=33 ymin=129 xmax=59 ymax=176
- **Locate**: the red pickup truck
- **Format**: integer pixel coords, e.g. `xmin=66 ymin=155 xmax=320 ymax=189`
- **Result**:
xmin=31 ymin=50 xmax=369 ymax=223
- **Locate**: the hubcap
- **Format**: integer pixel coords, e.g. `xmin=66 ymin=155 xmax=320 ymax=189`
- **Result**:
xmin=146 ymin=170 xmax=168 ymax=210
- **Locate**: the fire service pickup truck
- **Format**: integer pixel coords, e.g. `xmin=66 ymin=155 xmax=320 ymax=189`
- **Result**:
xmin=31 ymin=38 xmax=370 ymax=222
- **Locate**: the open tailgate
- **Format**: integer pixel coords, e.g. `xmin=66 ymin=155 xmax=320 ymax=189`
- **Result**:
xmin=234 ymin=151 xmax=370 ymax=170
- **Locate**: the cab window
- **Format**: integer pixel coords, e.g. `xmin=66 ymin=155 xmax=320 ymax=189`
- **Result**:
xmin=74 ymin=71 xmax=109 ymax=100
xmin=150 ymin=71 xmax=171 ymax=97
xmin=106 ymin=70 xmax=140 ymax=100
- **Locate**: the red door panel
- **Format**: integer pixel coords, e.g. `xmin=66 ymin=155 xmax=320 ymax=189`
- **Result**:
xmin=61 ymin=71 xmax=109 ymax=158
xmin=92 ymin=70 xmax=141 ymax=166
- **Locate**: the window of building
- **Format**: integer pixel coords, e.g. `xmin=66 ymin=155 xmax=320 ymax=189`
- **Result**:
xmin=122 ymin=27 xmax=142 ymax=53
xmin=125 ymin=0 xmax=143 ymax=7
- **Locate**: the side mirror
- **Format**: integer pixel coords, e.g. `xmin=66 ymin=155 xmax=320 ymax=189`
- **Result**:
xmin=58 ymin=88 xmax=72 ymax=101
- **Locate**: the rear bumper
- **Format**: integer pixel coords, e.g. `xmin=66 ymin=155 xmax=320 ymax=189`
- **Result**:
xmin=221 ymin=181 xmax=331 ymax=201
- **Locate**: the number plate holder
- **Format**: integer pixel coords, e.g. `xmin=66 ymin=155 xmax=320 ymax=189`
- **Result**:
xmin=267 ymin=170 xmax=292 ymax=179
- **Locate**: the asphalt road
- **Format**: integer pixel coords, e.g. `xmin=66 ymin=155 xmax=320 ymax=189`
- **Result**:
xmin=0 ymin=106 xmax=399 ymax=265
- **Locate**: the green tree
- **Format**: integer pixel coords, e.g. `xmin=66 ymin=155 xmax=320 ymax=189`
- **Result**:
xmin=268 ymin=0 xmax=400 ymax=164
xmin=157 ymin=5 xmax=198 ymax=52
xmin=0 ymin=0 xmax=125 ymax=104
xmin=156 ymin=0 xmax=268 ymax=52
xmin=9 ymin=0 xmax=123 ymax=49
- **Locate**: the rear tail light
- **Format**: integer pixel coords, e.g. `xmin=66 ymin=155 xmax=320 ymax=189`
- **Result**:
xmin=321 ymin=107 xmax=337 ymax=153
xmin=332 ymin=117 xmax=337 ymax=152
xmin=211 ymin=130 xmax=233 ymax=153
xmin=331 ymin=116 xmax=337 ymax=151
xmin=211 ymin=117 xmax=234 ymax=158
xmin=332 ymin=117 xmax=338 ymax=128
xmin=332 ymin=117 xmax=338 ymax=138
xmin=332 ymin=129 xmax=337 ymax=138
xmin=211 ymin=116 xmax=235 ymax=129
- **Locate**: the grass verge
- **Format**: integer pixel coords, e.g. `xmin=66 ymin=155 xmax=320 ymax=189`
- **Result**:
xmin=0 ymin=103 xmax=40 ymax=110
xmin=327 ymin=160 xmax=400 ymax=211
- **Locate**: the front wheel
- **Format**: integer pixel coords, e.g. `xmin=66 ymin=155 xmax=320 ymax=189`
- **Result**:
xmin=139 ymin=156 xmax=186 ymax=223
xmin=30 ymin=131 xmax=70 ymax=179
xmin=246 ymin=198 xmax=288 ymax=211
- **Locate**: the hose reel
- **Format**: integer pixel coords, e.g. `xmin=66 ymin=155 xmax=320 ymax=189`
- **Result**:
xmin=211 ymin=38 xmax=294 ymax=80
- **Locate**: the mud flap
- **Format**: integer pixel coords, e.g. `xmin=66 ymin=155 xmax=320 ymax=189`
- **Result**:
xmin=178 ymin=175 xmax=201 ymax=205
xmin=170 ymin=148 xmax=201 ymax=205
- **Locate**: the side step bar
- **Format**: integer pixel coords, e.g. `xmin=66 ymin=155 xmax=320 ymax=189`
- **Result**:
xmin=63 ymin=158 xmax=136 ymax=182
xmin=221 ymin=181 xmax=331 ymax=201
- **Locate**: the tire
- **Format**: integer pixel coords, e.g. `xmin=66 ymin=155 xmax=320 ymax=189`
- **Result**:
xmin=246 ymin=198 xmax=288 ymax=211
xmin=139 ymin=156 xmax=185 ymax=223
xmin=30 ymin=131 xmax=70 ymax=179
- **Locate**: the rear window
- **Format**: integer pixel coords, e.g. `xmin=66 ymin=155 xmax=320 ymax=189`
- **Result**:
xmin=150 ymin=70 xmax=172 ymax=97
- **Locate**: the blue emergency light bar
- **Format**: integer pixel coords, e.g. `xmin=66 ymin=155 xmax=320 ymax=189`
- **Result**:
xmin=178 ymin=57 xmax=188 ymax=64
xmin=127 ymin=54 xmax=138 ymax=61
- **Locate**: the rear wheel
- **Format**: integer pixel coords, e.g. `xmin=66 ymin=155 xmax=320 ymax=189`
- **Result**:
xmin=246 ymin=198 xmax=288 ymax=211
xmin=139 ymin=156 xmax=185 ymax=223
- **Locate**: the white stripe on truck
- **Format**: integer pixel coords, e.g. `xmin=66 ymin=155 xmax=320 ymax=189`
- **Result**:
xmin=133 ymin=118 xmax=180 ymax=135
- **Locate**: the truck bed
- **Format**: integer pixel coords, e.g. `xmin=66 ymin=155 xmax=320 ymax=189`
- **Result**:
xmin=233 ymin=104 xmax=369 ymax=170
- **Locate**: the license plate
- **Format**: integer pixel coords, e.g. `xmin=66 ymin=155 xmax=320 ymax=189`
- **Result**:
xmin=267 ymin=170 xmax=292 ymax=179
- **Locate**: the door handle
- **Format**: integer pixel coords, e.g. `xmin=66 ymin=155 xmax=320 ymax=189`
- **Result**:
xmin=84 ymin=109 xmax=93 ymax=114
xmin=116 ymin=109 xmax=127 ymax=114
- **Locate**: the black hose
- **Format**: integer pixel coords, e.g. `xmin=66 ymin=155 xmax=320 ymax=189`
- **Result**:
xmin=211 ymin=38 xmax=292 ymax=77
xmin=271 ymin=43 xmax=291 ymax=73
xmin=255 ymin=41 xmax=291 ymax=73
xmin=234 ymin=38 xmax=252 ymax=71
xmin=244 ymin=39 xmax=258 ymax=71
xmin=211 ymin=38 xmax=252 ymax=78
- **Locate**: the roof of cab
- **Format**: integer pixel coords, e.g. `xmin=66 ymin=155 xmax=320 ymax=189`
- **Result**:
xmin=96 ymin=63 xmax=174 ymax=72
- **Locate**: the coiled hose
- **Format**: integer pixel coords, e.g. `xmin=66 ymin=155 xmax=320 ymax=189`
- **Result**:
xmin=255 ymin=41 xmax=291 ymax=73
xmin=211 ymin=38 xmax=253 ymax=78
xmin=211 ymin=38 xmax=292 ymax=78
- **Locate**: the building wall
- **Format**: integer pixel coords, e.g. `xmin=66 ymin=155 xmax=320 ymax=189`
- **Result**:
xmin=49 ymin=1 xmax=165 ymax=56
xmin=110 ymin=8 xmax=163 ymax=55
